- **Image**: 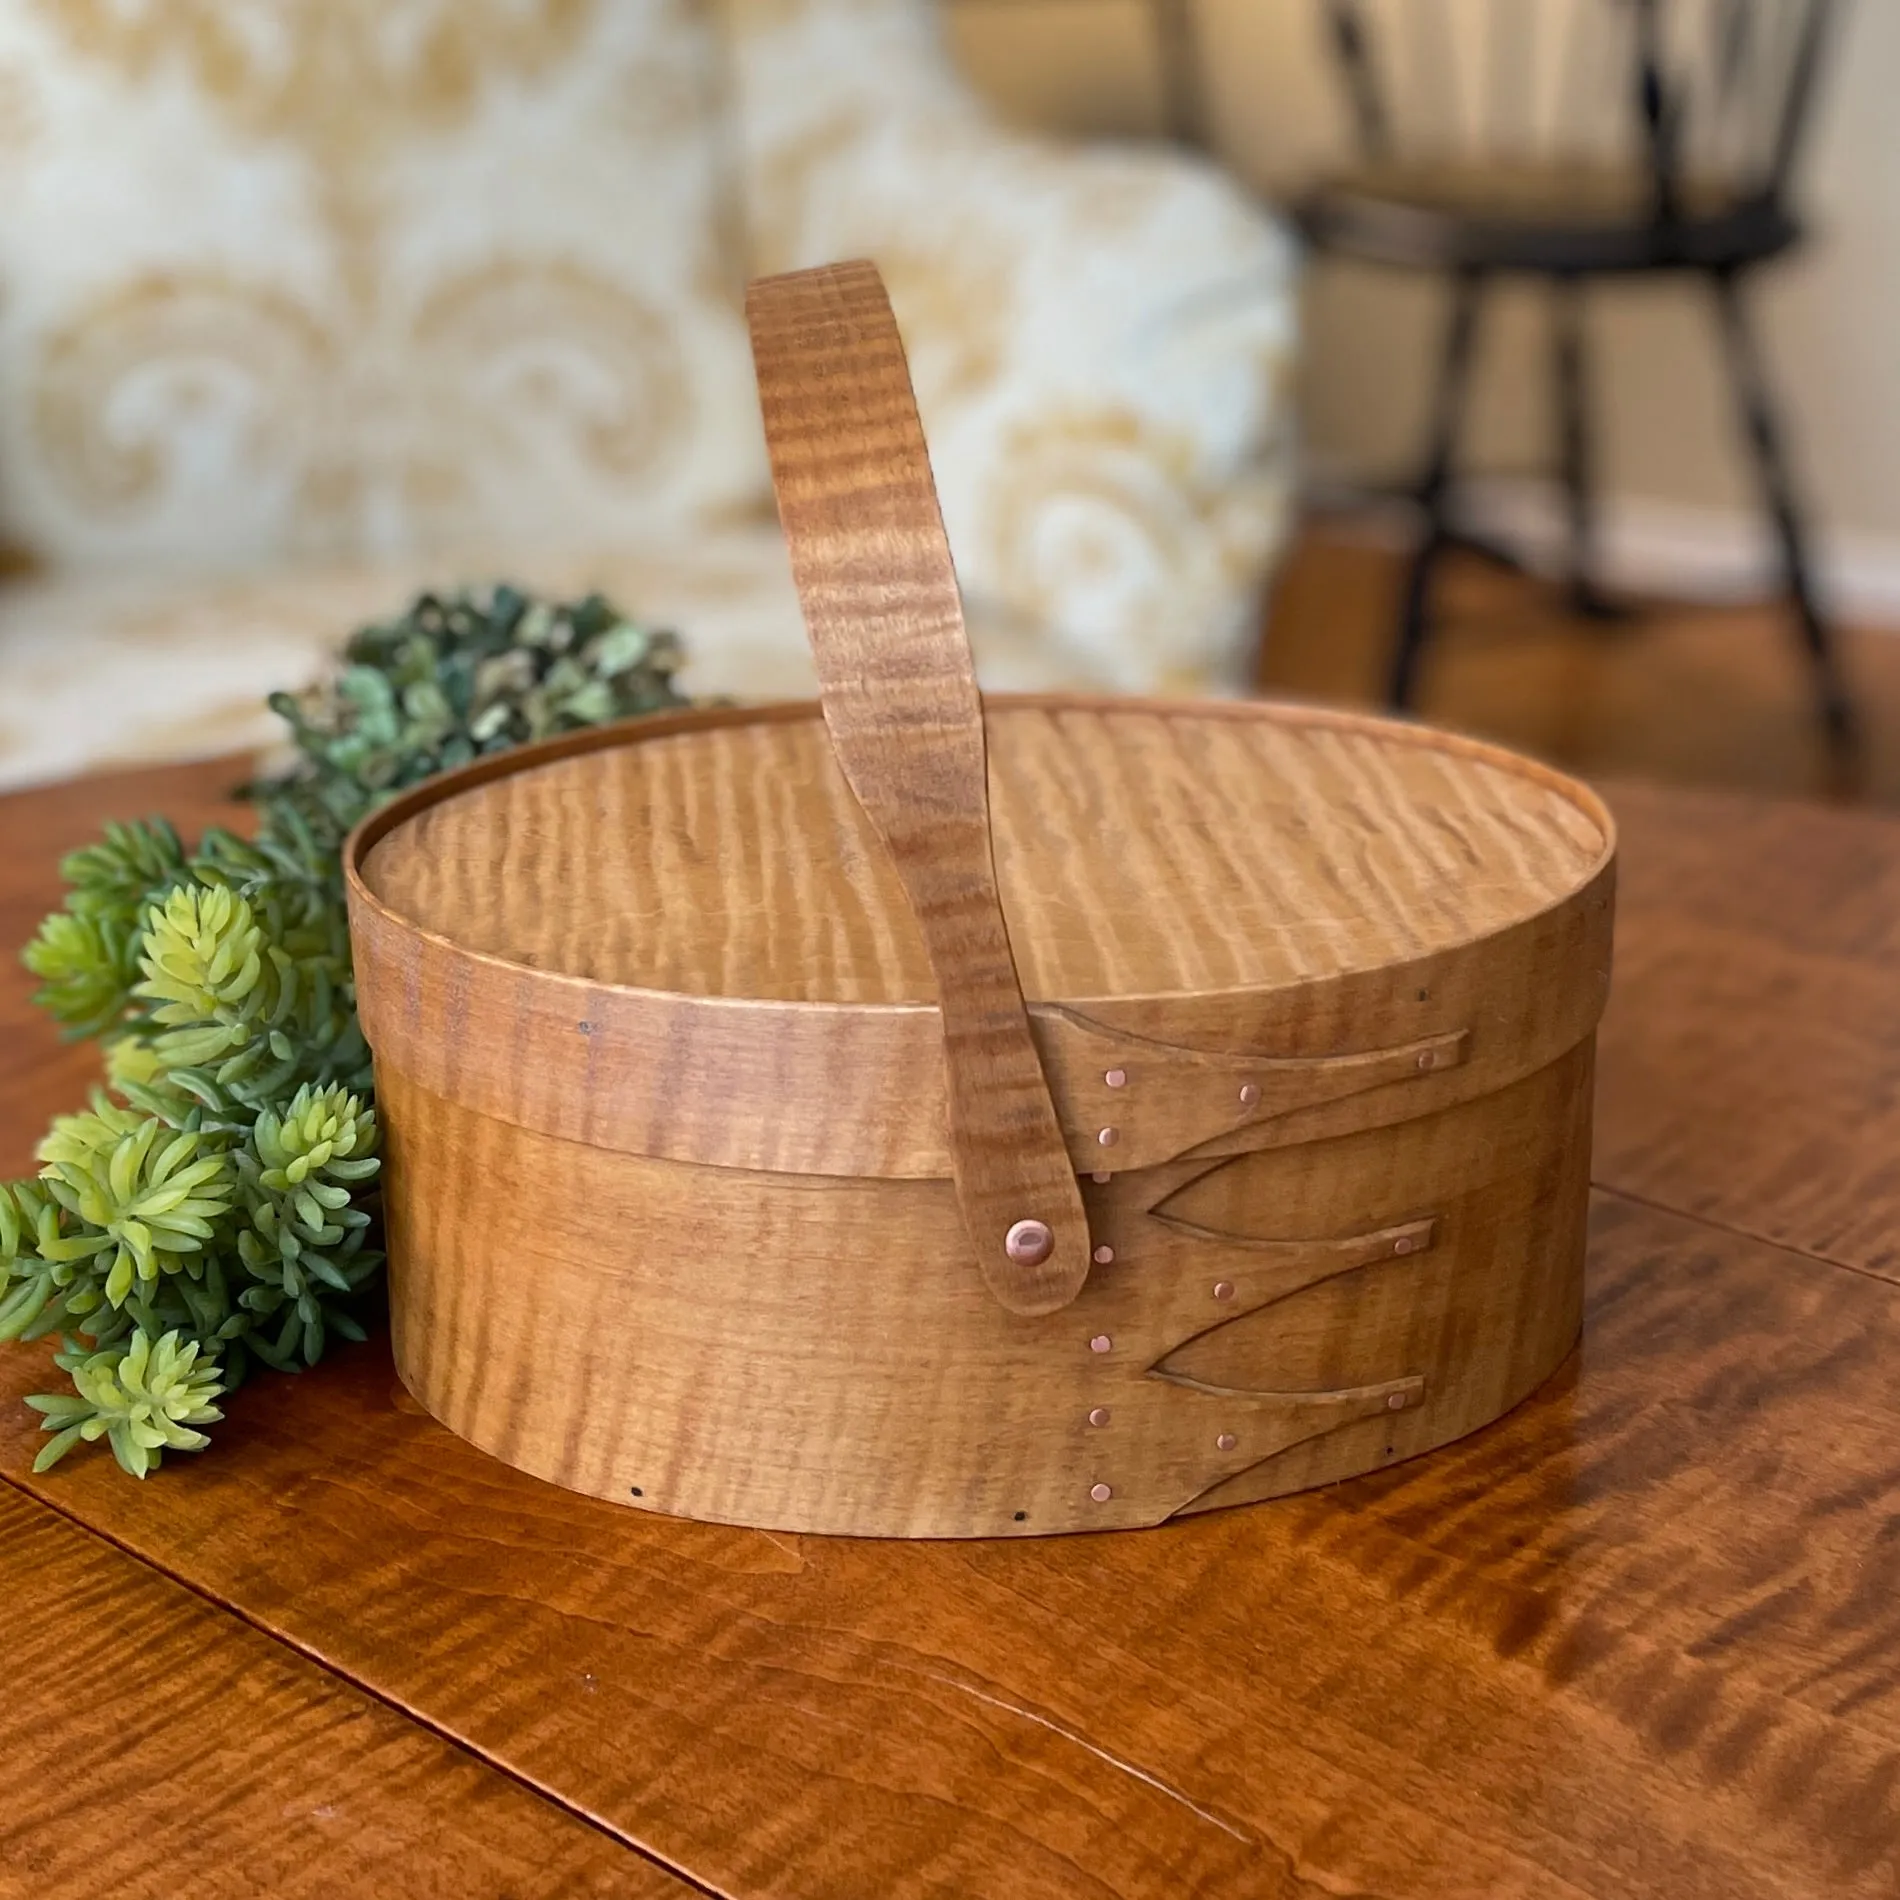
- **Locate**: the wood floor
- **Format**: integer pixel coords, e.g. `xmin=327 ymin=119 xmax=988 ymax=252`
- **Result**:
xmin=1261 ymin=520 xmax=1900 ymax=803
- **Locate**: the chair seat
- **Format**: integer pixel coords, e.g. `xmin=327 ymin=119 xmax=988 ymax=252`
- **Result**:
xmin=1299 ymin=158 xmax=1800 ymax=274
xmin=0 ymin=524 xmax=1188 ymax=793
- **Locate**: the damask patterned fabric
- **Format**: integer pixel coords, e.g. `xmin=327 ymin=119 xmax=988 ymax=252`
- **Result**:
xmin=0 ymin=0 xmax=764 ymax=570
xmin=0 ymin=0 xmax=1297 ymax=789
xmin=724 ymin=0 xmax=1299 ymax=694
xmin=0 ymin=530 xmax=816 ymax=788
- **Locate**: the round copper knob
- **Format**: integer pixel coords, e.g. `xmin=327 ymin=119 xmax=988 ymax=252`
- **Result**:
xmin=1004 ymin=1218 xmax=1054 ymax=1267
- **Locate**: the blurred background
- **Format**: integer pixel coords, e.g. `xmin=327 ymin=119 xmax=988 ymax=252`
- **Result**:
xmin=953 ymin=0 xmax=1900 ymax=797
xmin=0 ymin=0 xmax=1891 ymax=802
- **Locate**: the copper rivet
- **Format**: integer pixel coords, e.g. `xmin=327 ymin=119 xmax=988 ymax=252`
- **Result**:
xmin=1417 ymin=1051 xmax=1435 ymax=1071
xmin=1004 ymin=1219 xmax=1054 ymax=1267
xmin=1088 ymin=1407 xmax=1111 ymax=1427
xmin=1089 ymin=1334 xmax=1113 ymax=1354
xmin=1387 ymin=1392 xmax=1407 ymax=1411
xmin=1216 ymin=1432 xmax=1237 ymax=1452
xmin=1090 ymin=1482 xmax=1113 ymax=1503
xmin=1238 ymin=1082 xmax=1261 ymax=1108
xmin=1394 ymin=1235 xmax=1414 ymax=1255
xmin=1104 ymin=1068 xmax=1127 ymax=1089
xmin=1093 ymin=1244 xmax=1115 ymax=1266
xmin=1213 ymin=1281 xmax=1235 ymax=1302
xmin=1097 ymin=1126 xmax=1119 ymax=1147
xmin=1091 ymin=1169 xmax=1112 ymax=1184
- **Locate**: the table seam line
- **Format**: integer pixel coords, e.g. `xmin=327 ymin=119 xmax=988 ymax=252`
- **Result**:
xmin=1590 ymin=1180 xmax=1900 ymax=1290
xmin=0 ymin=1466 xmax=728 ymax=1900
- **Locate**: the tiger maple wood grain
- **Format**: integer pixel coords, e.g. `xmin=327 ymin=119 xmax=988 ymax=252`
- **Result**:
xmin=351 ymin=699 xmax=1615 ymax=1185
xmin=1592 ymin=781 xmax=1900 ymax=1279
xmin=5 ymin=1197 xmax=1898 ymax=1900
xmin=346 ymin=263 xmax=1615 ymax=1536
xmin=743 ymin=261 xmax=1089 ymax=1314
xmin=5 ymin=761 xmax=1898 ymax=1898
xmin=364 ymin=703 xmax=1605 ymax=1002
xmin=378 ymin=1039 xmax=1590 ymax=1532
xmin=0 ymin=1487 xmax=684 ymax=1898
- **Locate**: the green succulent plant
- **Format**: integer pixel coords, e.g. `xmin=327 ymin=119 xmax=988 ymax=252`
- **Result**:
xmin=36 ymin=1100 xmax=236 ymax=1309
xmin=28 ymin=1329 xmax=225 ymax=1479
xmin=0 ymin=1177 xmax=109 ymax=1345
xmin=60 ymin=818 xmax=191 ymax=915
xmin=129 ymin=881 xmax=363 ymax=1108
xmin=267 ymin=583 xmax=688 ymax=840
xmin=232 ymin=1084 xmax=382 ymax=1370
xmin=23 ymin=820 xmax=193 ymax=1038
xmin=10 ymin=584 xmax=686 ymax=1476
xmin=23 ymin=911 xmax=142 ymax=1040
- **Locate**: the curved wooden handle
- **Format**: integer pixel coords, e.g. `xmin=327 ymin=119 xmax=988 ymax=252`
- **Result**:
xmin=746 ymin=260 xmax=1091 ymax=1317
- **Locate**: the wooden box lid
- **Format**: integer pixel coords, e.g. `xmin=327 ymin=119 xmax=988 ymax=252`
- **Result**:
xmin=346 ymin=261 xmax=1614 ymax=1322
xmin=360 ymin=699 xmax=1607 ymax=1008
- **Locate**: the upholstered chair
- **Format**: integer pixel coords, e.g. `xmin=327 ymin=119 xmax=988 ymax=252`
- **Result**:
xmin=0 ymin=0 xmax=1297 ymax=788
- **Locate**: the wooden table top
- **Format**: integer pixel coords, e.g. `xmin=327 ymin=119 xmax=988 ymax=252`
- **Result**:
xmin=3 ymin=756 xmax=1898 ymax=1899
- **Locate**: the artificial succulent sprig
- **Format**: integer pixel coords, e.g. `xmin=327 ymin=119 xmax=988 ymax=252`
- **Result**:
xmin=266 ymin=583 xmax=688 ymax=837
xmin=22 ymin=820 xmax=192 ymax=1038
xmin=59 ymin=818 xmax=190 ymax=916
xmin=11 ymin=584 xmax=681 ymax=1476
xmin=131 ymin=882 xmax=365 ymax=1106
xmin=233 ymin=1084 xmax=382 ymax=1370
xmin=0 ymin=1178 xmax=105 ymax=1345
xmin=27 ymin=1329 xmax=225 ymax=1478
xmin=22 ymin=910 xmax=144 ymax=1041
xmin=35 ymin=1100 xmax=235 ymax=1309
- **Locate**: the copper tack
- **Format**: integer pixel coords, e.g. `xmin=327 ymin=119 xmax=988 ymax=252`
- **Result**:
xmin=1089 ymin=1334 xmax=1113 ymax=1354
xmin=1004 ymin=1219 xmax=1054 ymax=1267
xmin=1097 ymin=1126 xmax=1119 ymax=1148
xmin=1387 ymin=1392 xmax=1408 ymax=1410
xmin=1093 ymin=1244 xmax=1115 ymax=1266
xmin=1091 ymin=1169 xmax=1112 ymax=1184
xmin=1104 ymin=1068 xmax=1127 ymax=1089
xmin=1089 ymin=1483 xmax=1113 ymax=1503
xmin=1238 ymin=1082 xmax=1261 ymax=1108
xmin=1088 ymin=1407 xmax=1111 ymax=1427
xmin=1393 ymin=1235 xmax=1415 ymax=1255
xmin=1213 ymin=1281 xmax=1235 ymax=1301
xmin=1417 ymin=1050 xmax=1435 ymax=1071
xmin=1216 ymin=1432 xmax=1237 ymax=1452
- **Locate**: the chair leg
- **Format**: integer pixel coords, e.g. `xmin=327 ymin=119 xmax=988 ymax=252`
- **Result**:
xmin=1390 ymin=270 xmax=1485 ymax=710
xmin=1553 ymin=277 xmax=1628 ymax=621
xmin=1710 ymin=268 xmax=1858 ymax=762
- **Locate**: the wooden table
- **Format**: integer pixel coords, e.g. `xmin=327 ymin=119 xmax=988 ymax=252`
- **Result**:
xmin=3 ymin=758 xmax=1898 ymax=1899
